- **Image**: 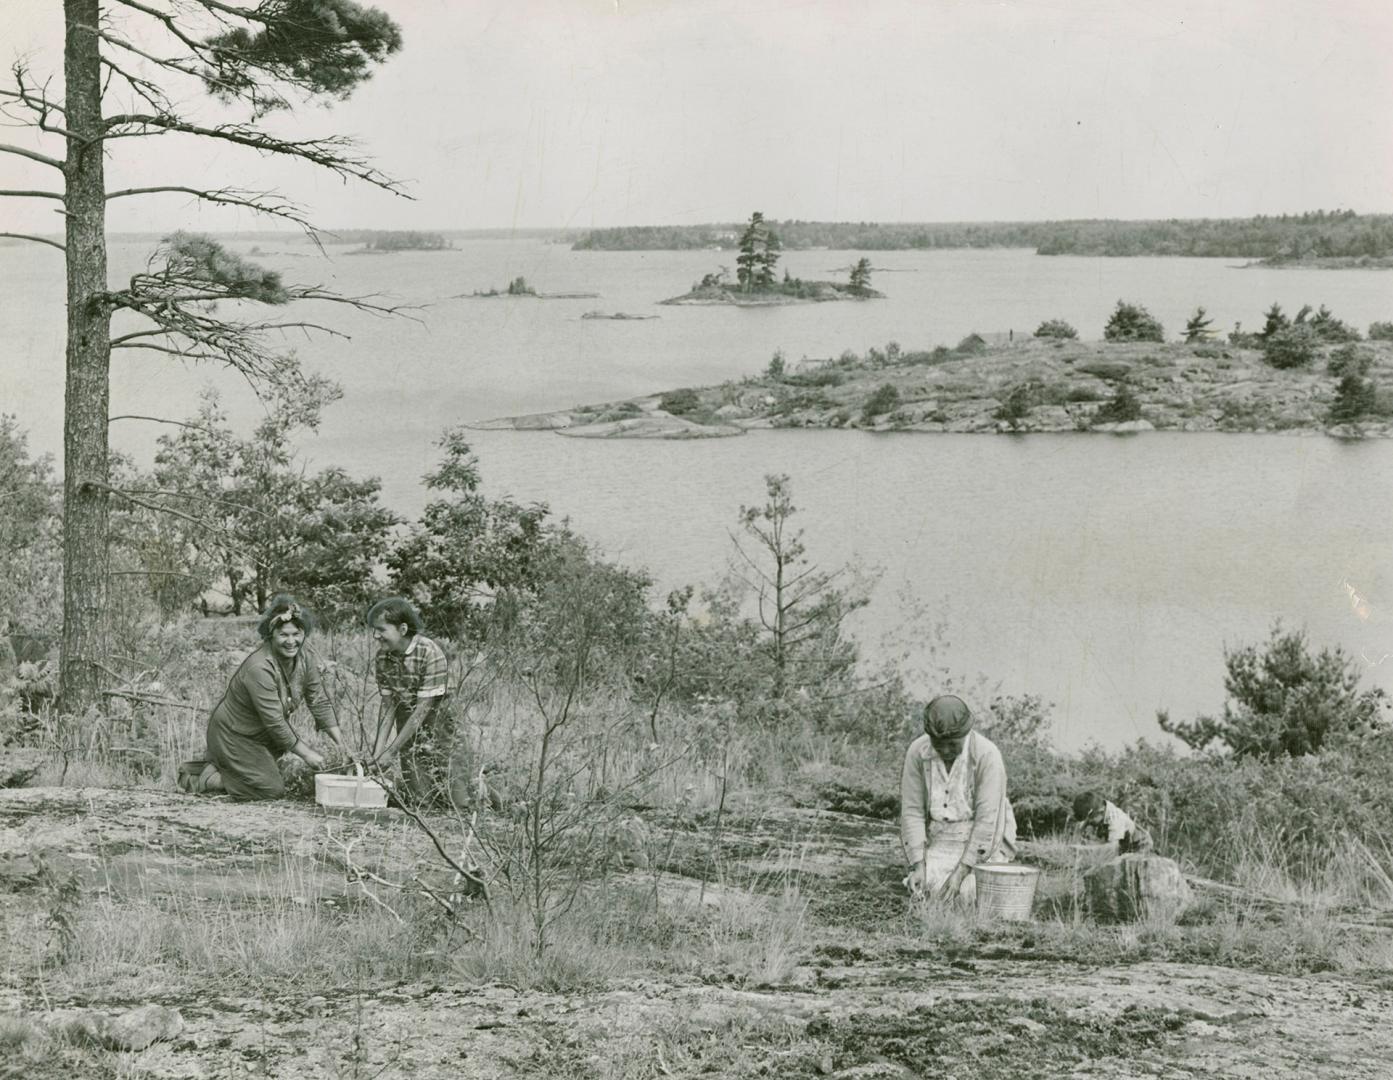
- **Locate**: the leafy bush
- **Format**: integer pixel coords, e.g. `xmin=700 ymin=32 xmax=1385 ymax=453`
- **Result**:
xmin=659 ymin=388 xmax=703 ymax=416
xmin=1034 ymin=319 xmax=1078 ymax=340
xmin=861 ymin=383 xmax=901 ymax=421
xmin=1103 ymin=301 xmax=1164 ymax=343
xmin=765 ymin=350 xmax=786 ymax=379
xmin=1329 ymin=374 xmax=1379 ymax=423
xmin=1261 ymin=324 xmax=1319 ymax=369
xmin=1368 ymin=321 xmax=1393 ymax=341
xmin=1157 ymin=623 xmax=1386 ymax=758
xmin=1327 ymin=344 xmax=1372 ymax=378
xmin=1092 ymin=384 xmax=1143 ymax=424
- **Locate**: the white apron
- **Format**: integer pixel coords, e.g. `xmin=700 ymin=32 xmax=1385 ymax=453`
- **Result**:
xmin=920 ymin=820 xmax=1011 ymax=903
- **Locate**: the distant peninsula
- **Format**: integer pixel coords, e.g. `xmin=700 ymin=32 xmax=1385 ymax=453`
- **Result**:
xmin=475 ymin=302 xmax=1393 ymax=440
xmin=343 ymin=230 xmax=453 ymax=253
xmin=572 ymin=210 xmax=1393 ymax=264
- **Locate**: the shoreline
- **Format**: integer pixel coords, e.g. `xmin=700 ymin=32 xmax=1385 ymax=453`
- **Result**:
xmin=473 ymin=337 xmax=1393 ymax=440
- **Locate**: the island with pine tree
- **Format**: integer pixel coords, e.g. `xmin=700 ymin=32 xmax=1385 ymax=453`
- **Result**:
xmin=660 ymin=212 xmax=884 ymax=305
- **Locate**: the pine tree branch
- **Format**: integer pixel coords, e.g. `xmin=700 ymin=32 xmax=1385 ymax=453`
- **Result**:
xmin=0 ymin=232 xmax=65 ymax=252
xmin=0 ymin=190 xmax=64 ymax=201
xmin=91 ymin=24 xmax=293 ymax=114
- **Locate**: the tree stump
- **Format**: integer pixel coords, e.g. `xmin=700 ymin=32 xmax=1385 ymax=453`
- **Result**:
xmin=1083 ymin=853 xmax=1192 ymax=923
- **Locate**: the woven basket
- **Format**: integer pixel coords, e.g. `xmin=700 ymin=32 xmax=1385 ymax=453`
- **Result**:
xmin=974 ymin=863 xmax=1040 ymax=921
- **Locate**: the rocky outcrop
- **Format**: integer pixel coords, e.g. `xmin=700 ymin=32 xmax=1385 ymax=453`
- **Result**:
xmin=1084 ymin=853 xmax=1193 ymax=922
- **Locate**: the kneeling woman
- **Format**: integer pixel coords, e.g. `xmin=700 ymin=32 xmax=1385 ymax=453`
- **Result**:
xmin=200 ymin=596 xmax=350 ymax=799
xmin=900 ymin=694 xmax=1017 ymax=902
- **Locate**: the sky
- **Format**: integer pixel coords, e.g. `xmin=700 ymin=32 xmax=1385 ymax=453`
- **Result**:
xmin=2 ymin=0 xmax=1391 ymax=232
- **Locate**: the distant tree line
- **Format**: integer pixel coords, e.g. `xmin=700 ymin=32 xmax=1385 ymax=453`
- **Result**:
xmin=573 ymin=211 xmax=1393 ymax=258
xmin=332 ymin=231 xmax=452 ymax=251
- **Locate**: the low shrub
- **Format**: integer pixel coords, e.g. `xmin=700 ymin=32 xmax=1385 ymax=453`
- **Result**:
xmin=783 ymin=368 xmax=845 ymax=388
xmin=770 ymin=390 xmax=836 ymax=417
xmin=1262 ymin=325 xmax=1319 ymax=370
xmin=1093 ymin=384 xmax=1143 ymax=424
xmin=1329 ymin=374 xmax=1379 ymax=423
xmin=994 ymin=384 xmax=1035 ymax=427
xmin=1065 ymin=385 xmax=1106 ymax=403
xmin=1368 ymin=321 xmax=1393 ymax=342
xmin=1308 ymin=304 xmax=1360 ymax=343
xmin=659 ymin=388 xmax=702 ymax=416
xmin=1327 ymin=344 xmax=1373 ymax=378
xmin=1103 ymin=301 xmax=1164 ymax=343
xmin=861 ymin=383 xmax=901 ymax=421
xmin=1076 ymin=361 xmax=1132 ymax=381
xmin=955 ymin=333 xmax=988 ymax=355
xmin=1034 ymin=319 xmax=1078 ymax=340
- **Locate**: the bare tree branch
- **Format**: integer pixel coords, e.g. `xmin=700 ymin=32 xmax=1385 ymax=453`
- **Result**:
xmin=98 ymin=55 xmax=171 ymax=114
xmin=100 ymin=113 xmax=408 ymax=195
xmin=106 ymin=184 xmax=316 ymax=233
xmin=0 ymin=143 xmax=64 ymax=171
xmin=108 ymin=413 xmax=220 ymax=432
xmin=0 ymin=189 xmax=64 ymax=200
xmin=0 ymin=232 xmax=65 ymax=252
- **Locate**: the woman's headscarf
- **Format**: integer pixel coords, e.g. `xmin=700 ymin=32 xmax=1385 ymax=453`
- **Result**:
xmin=924 ymin=694 xmax=973 ymax=739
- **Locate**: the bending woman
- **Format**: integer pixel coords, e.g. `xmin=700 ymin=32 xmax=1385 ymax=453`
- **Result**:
xmin=199 ymin=596 xmax=350 ymax=799
xmin=900 ymin=694 xmax=1017 ymax=902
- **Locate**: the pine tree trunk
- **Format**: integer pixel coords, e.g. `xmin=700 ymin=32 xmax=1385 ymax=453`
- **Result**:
xmin=59 ymin=0 xmax=111 ymax=713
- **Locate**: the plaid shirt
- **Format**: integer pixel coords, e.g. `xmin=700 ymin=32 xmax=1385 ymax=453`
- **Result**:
xmin=375 ymin=633 xmax=449 ymax=711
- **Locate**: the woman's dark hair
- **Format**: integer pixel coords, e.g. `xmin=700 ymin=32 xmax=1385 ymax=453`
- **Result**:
xmin=1072 ymin=791 xmax=1106 ymax=822
xmin=256 ymin=595 xmax=316 ymax=640
xmin=366 ymin=596 xmax=424 ymax=635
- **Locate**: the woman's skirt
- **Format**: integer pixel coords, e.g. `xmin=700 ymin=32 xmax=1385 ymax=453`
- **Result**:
xmin=207 ymin=711 xmax=286 ymax=801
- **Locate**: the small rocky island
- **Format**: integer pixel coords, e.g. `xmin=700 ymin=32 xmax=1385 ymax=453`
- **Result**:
xmin=662 ymin=212 xmax=884 ymax=305
xmin=476 ymin=302 xmax=1393 ymax=440
xmin=461 ymin=275 xmax=599 ymax=300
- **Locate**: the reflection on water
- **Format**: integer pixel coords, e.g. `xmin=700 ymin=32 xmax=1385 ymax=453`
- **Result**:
xmin=466 ymin=428 xmax=1393 ymax=750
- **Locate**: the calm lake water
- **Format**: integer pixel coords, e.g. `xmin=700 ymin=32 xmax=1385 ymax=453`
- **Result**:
xmin=3 ymin=238 xmax=1391 ymax=747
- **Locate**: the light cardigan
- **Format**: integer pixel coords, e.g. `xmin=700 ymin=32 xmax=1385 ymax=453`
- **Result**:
xmin=900 ymin=729 xmax=1017 ymax=869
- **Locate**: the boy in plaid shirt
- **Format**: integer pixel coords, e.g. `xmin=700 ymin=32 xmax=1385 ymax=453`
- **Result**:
xmin=367 ymin=597 xmax=466 ymax=808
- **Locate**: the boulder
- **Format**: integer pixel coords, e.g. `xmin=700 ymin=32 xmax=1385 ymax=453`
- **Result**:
xmin=1083 ymin=853 xmax=1192 ymax=923
xmin=59 ymin=1004 xmax=184 ymax=1051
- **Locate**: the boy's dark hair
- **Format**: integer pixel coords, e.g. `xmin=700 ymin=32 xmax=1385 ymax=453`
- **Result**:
xmin=257 ymin=595 xmax=316 ymax=640
xmin=366 ymin=596 xmax=425 ymax=635
xmin=1072 ymin=791 xmax=1106 ymax=821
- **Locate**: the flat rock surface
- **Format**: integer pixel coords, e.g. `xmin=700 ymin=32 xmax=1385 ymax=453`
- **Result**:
xmin=3 ymin=787 xmax=1391 ymax=1078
